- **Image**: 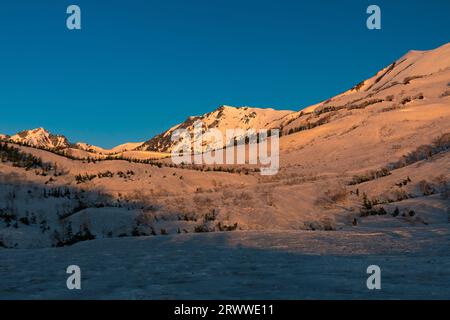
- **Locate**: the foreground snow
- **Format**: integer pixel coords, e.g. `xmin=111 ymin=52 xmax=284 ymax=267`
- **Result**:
xmin=1 ymin=226 xmax=450 ymax=299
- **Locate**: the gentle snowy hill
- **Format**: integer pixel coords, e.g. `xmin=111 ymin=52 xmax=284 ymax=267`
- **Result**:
xmin=74 ymin=142 xmax=107 ymax=154
xmin=110 ymin=142 xmax=144 ymax=153
xmin=75 ymin=141 xmax=144 ymax=155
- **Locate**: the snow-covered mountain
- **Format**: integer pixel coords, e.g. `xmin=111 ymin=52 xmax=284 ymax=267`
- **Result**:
xmin=138 ymin=43 xmax=450 ymax=153
xmin=139 ymin=105 xmax=292 ymax=153
xmin=3 ymin=43 xmax=450 ymax=155
xmin=278 ymin=42 xmax=450 ymax=134
xmin=9 ymin=128 xmax=71 ymax=149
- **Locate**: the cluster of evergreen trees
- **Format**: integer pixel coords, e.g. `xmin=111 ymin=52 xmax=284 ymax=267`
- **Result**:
xmin=42 ymin=187 xmax=73 ymax=199
xmin=349 ymin=167 xmax=391 ymax=185
xmin=0 ymin=207 xmax=50 ymax=232
xmin=53 ymin=222 xmax=95 ymax=247
xmin=0 ymin=142 xmax=50 ymax=171
xmin=287 ymin=113 xmax=334 ymax=136
xmin=359 ymin=193 xmax=415 ymax=218
xmin=75 ymin=173 xmax=97 ymax=184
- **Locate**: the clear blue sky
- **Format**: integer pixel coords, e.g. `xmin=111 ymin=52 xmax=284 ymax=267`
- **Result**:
xmin=1 ymin=0 xmax=449 ymax=148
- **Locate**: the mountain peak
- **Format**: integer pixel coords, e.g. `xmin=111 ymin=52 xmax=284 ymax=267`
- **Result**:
xmin=139 ymin=105 xmax=292 ymax=152
xmin=10 ymin=127 xmax=70 ymax=149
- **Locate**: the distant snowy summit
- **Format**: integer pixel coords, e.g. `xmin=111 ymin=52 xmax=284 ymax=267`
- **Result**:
xmin=8 ymin=127 xmax=70 ymax=149
xmin=137 ymin=105 xmax=293 ymax=153
xmin=1 ymin=127 xmax=143 ymax=155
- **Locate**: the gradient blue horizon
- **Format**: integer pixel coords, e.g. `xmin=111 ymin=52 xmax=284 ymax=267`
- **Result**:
xmin=1 ymin=0 xmax=449 ymax=148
